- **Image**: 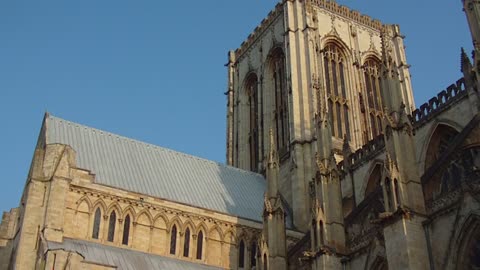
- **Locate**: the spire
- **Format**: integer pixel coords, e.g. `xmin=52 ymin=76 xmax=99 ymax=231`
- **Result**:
xmin=267 ymin=128 xmax=279 ymax=198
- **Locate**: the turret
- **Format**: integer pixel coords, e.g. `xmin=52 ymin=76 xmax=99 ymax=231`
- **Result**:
xmin=307 ymin=87 xmax=345 ymax=269
xmin=463 ymin=0 xmax=480 ymax=90
xmin=262 ymin=129 xmax=287 ymax=270
xmin=377 ymin=24 xmax=430 ymax=270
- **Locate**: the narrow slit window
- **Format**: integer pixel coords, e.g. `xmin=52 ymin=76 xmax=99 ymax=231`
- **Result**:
xmin=122 ymin=215 xmax=130 ymax=245
xmin=170 ymin=225 xmax=177 ymax=255
xmin=239 ymin=240 xmax=245 ymax=268
xmin=183 ymin=228 xmax=190 ymax=257
xmin=92 ymin=208 xmax=101 ymax=239
xmin=107 ymin=211 xmax=116 ymax=242
xmin=196 ymin=231 xmax=203 ymax=260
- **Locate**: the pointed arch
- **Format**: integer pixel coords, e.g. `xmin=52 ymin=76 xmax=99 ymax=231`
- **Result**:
xmin=135 ymin=210 xmax=153 ymax=226
xmin=360 ymin=160 xmax=384 ymax=198
xmin=195 ymin=222 xmax=209 ymax=239
xmin=183 ymin=227 xmax=191 ymax=257
xmin=362 ymin=55 xmax=384 ymax=139
xmin=106 ymin=202 xmax=122 ymax=218
xmin=122 ymin=206 xmax=136 ymax=220
xmin=92 ymin=207 xmax=102 ymax=240
xmin=321 ymin=40 xmax=352 ymax=140
xmin=91 ymin=199 xmax=107 ymax=215
xmin=170 ymin=224 xmax=178 ymax=255
xmin=196 ymin=230 xmax=204 ymax=260
xmin=223 ymin=229 xmax=237 ymax=245
xmin=168 ymin=217 xmax=183 ymax=233
xmin=423 ymin=122 xmax=461 ymax=171
xmin=208 ymin=225 xmax=223 ymax=241
xmin=454 ymin=213 xmax=480 ymax=269
xmin=153 ymin=213 xmax=168 ymax=230
xmin=122 ymin=214 xmax=131 ymax=246
xmin=107 ymin=210 xmax=117 ymax=242
xmin=182 ymin=220 xmax=195 ymax=233
xmin=75 ymin=196 xmax=92 ymax=213
xmin=266 ymin=46 xmax=290 ymax=154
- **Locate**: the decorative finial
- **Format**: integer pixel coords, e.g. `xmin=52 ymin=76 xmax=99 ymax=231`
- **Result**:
xmin=461 ymin=47 xmax=473 ymax=73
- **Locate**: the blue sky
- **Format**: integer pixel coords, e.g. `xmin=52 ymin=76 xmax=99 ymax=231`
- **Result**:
xmin=0 ymin=0 xmax=472 ymax=212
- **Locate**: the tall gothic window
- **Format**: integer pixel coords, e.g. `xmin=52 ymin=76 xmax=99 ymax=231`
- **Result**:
xmin=323 ymin=43 xmax=350 ymax=140
xmin=196 ymin=231 xmax=203 ymax=260
xmin=107 ymin=211 xmax=116 ymax=242
xmin=247 ymin=74 xmax=260 ymax=171
xmin=239 ymin=240 xmax=245 ymax=268
xmin=363 ymin=58 xmax=384 ymax=138
xmin=92 ymin=208 xmax=101 ymax=239
xmin=183 ymin=228 xmax=190 ymax=257
xmin=122 ymin=215 xmax=130 ymax=245
xmin=272 ymin=49 xmax=290 ymax=154
xmin=170 ymin=225 xmax=177 ymax=255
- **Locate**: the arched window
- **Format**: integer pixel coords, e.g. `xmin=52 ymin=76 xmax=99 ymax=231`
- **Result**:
xmin=363 ymin=58 xmax=383 ymax=139
xmin=250 ymin=242 xmax=257 ymax=267
xmin=196 ymin=231 xmax=203 ymax=260
xmin=239 ymin=240 xmax=245 ymax=268
xmin=424 ymin=125 xmax=459 ymax=170
xmin=263 ymin=253 xmax=268 ymax=270
xmin=271 ymin=49 xmax=290 ymax=153
xmin=183 ymin=228 xmax=190 ymax=257
xmin=92 ymin=208 xmax=101 ymax=239
xmin=323 ymin=43 xmax=350 ymax=140
xmin=170 ymin=225 xmax=177 ymax=255
xmin=107 ymin=211 xmax=116 ymax=242
xmin=122 ymin=215 xmax=130 ymax=245
xmin=246 ymin=74 xmax=260 ymax=171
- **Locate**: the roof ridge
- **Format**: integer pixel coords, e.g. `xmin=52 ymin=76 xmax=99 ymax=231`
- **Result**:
xmin=46 ymin=114 xmax=263 ymax=178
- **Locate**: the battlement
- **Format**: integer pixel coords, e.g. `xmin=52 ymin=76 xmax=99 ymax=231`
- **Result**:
xmin=308 ymin=0 xmax=383 ymax=31
xmin=339 ymin=135 xmax=385 ymax=173
xmin=409 ymin=77 xmax=467 ymax=127
xmin=234 ymin=3 xmax=283 ymax=59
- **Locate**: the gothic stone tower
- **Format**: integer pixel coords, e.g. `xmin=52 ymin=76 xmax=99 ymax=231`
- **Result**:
xmin=226 ymin=0 xmax=414 ymax=232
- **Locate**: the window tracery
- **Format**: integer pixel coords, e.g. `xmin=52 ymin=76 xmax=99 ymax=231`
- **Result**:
xmin=363 ymin=58 xmax=384 ymax=139
xmin=323 ymin=43 xmax=350 ymax=140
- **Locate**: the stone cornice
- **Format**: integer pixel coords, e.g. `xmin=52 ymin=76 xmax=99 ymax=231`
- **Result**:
xmin=69 ymin=184 xmax=253 ymax=231
xmin=307 ymin=0 xmax=383 ymax=31
xmin=234 ymin=3 xmax=284 ymax=61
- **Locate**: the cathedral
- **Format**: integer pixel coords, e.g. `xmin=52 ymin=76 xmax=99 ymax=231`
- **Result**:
xmin=1 ymin=0 xmax=480 ymax=269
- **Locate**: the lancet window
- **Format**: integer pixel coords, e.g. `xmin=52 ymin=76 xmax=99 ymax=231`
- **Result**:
xmin=170 ymin=225 xmax=177 ymax=255
xmin=251 ymin=242 xmax=257 ymax=267
xmin=323 ymin=43 xmax=351 ymax=140
xmin=239 ymin=240 xmax=245 ymax=268
xmin=183 ymin=228 xmax=190 ymax=257
xmin=107 ymin=211 xmax=116 ymax=242
xmin=363 ymin=58 xmax=384 ymax=138
xmin=122 ymin=215 xmax=130 ymax=245
xmin=92 ymin=208 xmax=101 ymax=239
xmin=271 ymin=49 xmax=290 ymax=154
xmin=247 ymin=74 xmax=260 ymax=171
xmin=196 ymin=231 xmax=204 ymax=260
